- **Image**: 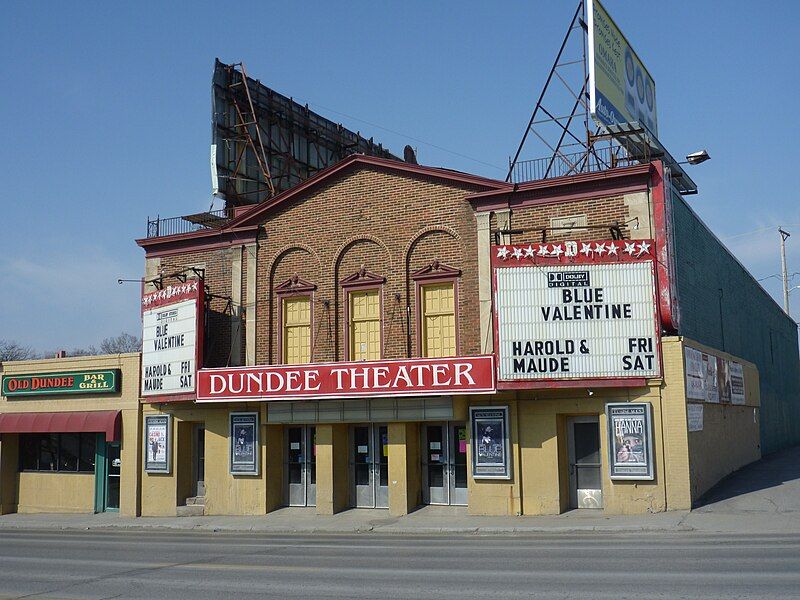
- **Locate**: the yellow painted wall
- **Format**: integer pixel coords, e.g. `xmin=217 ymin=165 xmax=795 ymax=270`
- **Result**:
xmin=315 ymin=423 xmax=349 ymax=515
xmin=465 ymin=397 xmax=523 ymax=516
xmin=264 ymin=423 xmax=284 ymax=512
xmin=0 ymin=434 xmax=19 ymax=514
xmin=0 ymin=354 xmax=142 ymax=516
xmin=388 ymin=422 xmax=421 ymax=516
xmin=682 ymin=338 xmax=761 ymax=502
xmin=16 ymin=472 xmax=95 ymax=513
xmin=140 ymin=403 xmax=269 ymax=516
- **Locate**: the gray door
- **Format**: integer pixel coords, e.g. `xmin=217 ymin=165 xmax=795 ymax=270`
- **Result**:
xmin=448 ymin=423 xmax=468 ymax=506
xmin=287 ymin=426 xmax=316 ymax=507
xmin=422 ymin=424 xmax=447 ymax=504
xmin=422 ymin=423 xmax=467 ymax=506
xmin=567 ymin=416 xmax=603 ymax=509
xmin=352 ymin=424 xmax=388 ymax=509
xmin=194 ymin=425 xmax=205 ymax=498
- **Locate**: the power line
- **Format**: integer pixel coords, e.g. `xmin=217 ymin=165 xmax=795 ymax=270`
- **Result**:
xmin=723 ymin=225 xmax=800 ymax=241
xmin=300 ymin=100 xmax=507 ymax=173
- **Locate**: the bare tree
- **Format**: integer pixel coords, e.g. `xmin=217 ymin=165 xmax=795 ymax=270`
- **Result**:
xmin=0 ymin=340 xmax=39 ymax=362
xmin=100 ymin=332 xmax=142 ymax=354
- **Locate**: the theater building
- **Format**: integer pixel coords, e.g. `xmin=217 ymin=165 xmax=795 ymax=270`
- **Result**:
xmin=135 ymin=154 xmax=798 ymax=517
xmin=0 ymin=353 xmax=141 ymax=516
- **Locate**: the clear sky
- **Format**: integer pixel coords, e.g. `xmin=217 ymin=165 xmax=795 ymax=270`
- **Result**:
xmin=2 ymin=1 xmax=799 ymax=351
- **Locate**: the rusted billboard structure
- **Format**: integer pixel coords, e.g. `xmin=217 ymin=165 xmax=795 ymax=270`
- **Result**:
xmin=211 ymin=59 xmax=400 ymax=207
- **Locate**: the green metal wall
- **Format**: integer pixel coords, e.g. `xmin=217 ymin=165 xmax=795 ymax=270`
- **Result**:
xmin=671 ymin=191 xmax=800 ymax=455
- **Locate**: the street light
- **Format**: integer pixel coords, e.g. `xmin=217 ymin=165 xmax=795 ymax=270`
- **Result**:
xmin=685 ymin=150 xmax=711 ymax=165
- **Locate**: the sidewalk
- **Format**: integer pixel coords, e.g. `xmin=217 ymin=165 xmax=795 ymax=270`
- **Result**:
xmin=3 ymin=446 xmax=799 ymax=536
xmin=0 ymin=505 xmax=693 ymax=535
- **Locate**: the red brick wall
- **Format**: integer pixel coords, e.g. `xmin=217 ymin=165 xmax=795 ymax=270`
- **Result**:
xmin=257 ymin=165 xmax=484 ymax=365
xmin=159 ymin=248 xmax=235 ymax=368
xmin=506 ymin=196 xmax=631 ymax=245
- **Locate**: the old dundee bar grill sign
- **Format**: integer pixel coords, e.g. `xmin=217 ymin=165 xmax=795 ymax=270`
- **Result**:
xmin=493 ymin=240 xmax=661 ymax=382
xmin=197 ymin=356 xmax=495 ymax=402
xmin=141 ymin=281 xmax=204 ymax=398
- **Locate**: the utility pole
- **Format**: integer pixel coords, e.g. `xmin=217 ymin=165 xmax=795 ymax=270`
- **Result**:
xmin=779 ymin=228 xmax=791 ymax=314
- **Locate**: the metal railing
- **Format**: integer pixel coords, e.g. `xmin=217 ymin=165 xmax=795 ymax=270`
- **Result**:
xmin=146 ymin=209 xmax=233 ymax=239
xmin=509 ymin=145 xmax=641 ymax=184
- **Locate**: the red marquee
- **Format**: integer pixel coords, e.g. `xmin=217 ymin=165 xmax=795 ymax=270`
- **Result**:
xmin=196 ymin=355 xmax=495 ymax=402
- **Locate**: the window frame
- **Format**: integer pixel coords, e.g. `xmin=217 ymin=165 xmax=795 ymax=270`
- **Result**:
xmin=275 ymin=275 xmax=316 ymax=365
xmin=412 ymin=261 xmax=461 ymax=358
xmin=341 ymin=268 xmax=386 ymax=361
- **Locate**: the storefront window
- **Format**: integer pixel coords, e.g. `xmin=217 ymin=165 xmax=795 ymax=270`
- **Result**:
xmin=422 ymin=283 xmax=456 ymax=358
xmin=19 ymin=433 xmax=96 ymax=473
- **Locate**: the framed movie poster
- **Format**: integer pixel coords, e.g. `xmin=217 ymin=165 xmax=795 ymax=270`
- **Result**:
xmin=144 ymin=414 xmax=171 ymax=473
xmin=606 ymin=402 xmax=654 ymax=480
xmin=470 ymin=406 xmax=510 ymax=479
xmin=229 ymin=412 xmax=259 ymax=475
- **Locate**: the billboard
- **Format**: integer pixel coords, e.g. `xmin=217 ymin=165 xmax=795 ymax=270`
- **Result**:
xmin=588 ymin=0 xmax=658 ymax=135
xmin=493 ymin=240 xmax=660 ymax=384
xmin=212 ymin=59 xmax=400 ymax=205
xmin=141 ymin=281 xmax=204 ymax=400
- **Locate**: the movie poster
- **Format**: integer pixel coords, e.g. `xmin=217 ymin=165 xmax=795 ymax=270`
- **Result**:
xmin=730 ymin=362 xmax=746 ymax=405
xmin=606 ymin=403 xmax=654 ymax=480
xmin=229 ymin=412 xmax=259 ymax=475
xmin=144 ymin=415 xmax=171 ymax=473
xmin=703 ymin=353 xmax=719 ymax=403
xmin=717 ymin=358 xmax=732 ymax=403
xmin=470 ymin=406 xmax=510 ymax=479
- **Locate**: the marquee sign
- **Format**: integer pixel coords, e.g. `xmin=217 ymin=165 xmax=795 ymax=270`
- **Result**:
xmin=141 ymin=281 xmax=204 ymax=400
xmin=196 ymin=355 xmax=495 ymax=402
xmin=493 ymin=240 xmax=661 ymax=385
xmin=2 ymin=370 xmax=120 ymax=397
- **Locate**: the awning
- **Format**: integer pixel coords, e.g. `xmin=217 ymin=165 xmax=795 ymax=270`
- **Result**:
xmin=0 ymin=410 xmax=121 ymax=441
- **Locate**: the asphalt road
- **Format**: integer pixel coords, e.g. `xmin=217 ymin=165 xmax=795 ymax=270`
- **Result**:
xmin=0 ymin=529 xmax=799 ymax=599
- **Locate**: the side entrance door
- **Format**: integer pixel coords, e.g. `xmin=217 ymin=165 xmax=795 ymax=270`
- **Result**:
xmin=567 ymin=416 xmax=603 ymax=509
xmin=94 ymin=438 xmax=120 ymax=513
xmin=286 ymin=425 xmax=316 ymax=507
xmin=422 ymin=423 xmax=467 ymax=506
xmin=351 ymin=424 xmax=388 ymax=509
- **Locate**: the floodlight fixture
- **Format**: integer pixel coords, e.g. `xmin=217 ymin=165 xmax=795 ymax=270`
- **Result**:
xmin=685 ymin=150 xmax=711 ymax=165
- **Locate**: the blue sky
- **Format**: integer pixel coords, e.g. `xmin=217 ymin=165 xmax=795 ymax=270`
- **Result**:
xmin=2 ymin=1 xmax=799 ymax=351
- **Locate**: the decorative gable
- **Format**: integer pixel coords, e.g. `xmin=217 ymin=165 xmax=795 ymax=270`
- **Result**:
xmin=341 ymin=265 xmax=386 ymax=289
xmin=275 ymin=273 xmax=316 ymax=295
xmin=411 ymin=260 xmax=461 ymax=282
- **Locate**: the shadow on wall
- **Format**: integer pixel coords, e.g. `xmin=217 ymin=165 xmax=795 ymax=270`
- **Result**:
xmin=694 ymin=445 xmax=800 ymax=508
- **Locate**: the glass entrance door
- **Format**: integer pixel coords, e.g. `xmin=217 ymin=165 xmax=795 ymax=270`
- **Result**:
xmin=422 ymin=423 xmax=467 ymax=506
xmin=351 ymin=424 xmax=388 ymax=509
xmin=105 ymin=443 xmax=121 ymax=511
xmin=286 ymin=426 xmax=316 ymax=507
xmin=567 ymin=416 xmax=603 ymax=509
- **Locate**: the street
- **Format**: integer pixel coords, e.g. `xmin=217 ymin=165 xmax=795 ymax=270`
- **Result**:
xmin=0 ymin=529 xmax=799 ymax=599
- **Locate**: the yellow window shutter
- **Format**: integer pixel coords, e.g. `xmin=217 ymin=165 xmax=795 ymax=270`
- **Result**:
xmin=422 ymin=283 xmax=456 ymax=358
xmin=283 ymin=296 xmax=311 ymax=364
xmin=350 ymin=289 xmax=381 ymax=360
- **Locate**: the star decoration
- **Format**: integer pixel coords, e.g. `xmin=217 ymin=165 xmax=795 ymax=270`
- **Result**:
xmin=537 ymin=244 xmax=550 ymax=257
xmin=636 ymin=241 xmax=651 ymax=256
xmin=607 ymin=242 xmax=619 ymax=256
xmin=512 ymin=247 xmax=523 ymax=260
xmin=550 ymin=244 xmax=564 ymax=258
xmin=523 ymin=245 xmax=535 ymax=258
xmin=580 ymin=243 xmax=593 ymax=256
xmin=496 ymin=247 xmax=510 ymax=260
xmin=624 ymin=242 xmax=637 ymax=256
xmin=594 ymin=242 xmax=607 ymax=256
